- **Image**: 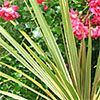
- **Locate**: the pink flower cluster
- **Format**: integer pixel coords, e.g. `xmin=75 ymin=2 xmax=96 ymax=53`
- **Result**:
xmin=70 ymin=0 xmax=100 ymax=40
xmin=70 ymin=9 xmax=89 ymax=40
xmin=0 ymin=1 xmax=19 ymax=21
xmin=84 ymin=14 xmax=100 ymax=26
xmin=89 ymin=0 xmax=100 ymax=15
xmin=88 ymin=0 xmax=100 ymax=26
xmin=37 ymin=0 xmax=52 ymax=11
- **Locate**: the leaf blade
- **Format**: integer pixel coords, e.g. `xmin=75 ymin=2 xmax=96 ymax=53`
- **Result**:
xmin=28 ymin=0 xmax=72 ymax=86
xmin=84 ymin=22 xmax=92 ymax=100
xmin=59 ymin=0 xmax=80 ymax=94
xmin=0 ymin=90 xmax=27 ymax=100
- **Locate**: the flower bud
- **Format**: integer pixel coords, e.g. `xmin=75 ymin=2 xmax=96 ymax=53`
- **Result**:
xmin=4 ymin=1 xmax=10 ymax=7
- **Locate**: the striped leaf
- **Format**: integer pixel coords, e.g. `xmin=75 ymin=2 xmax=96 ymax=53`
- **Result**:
xmin=28 ymin=0 xmax=72 ymax=87
xmin=0 ymin=90 xmax=27 ymax=100
xmin=84 ymin=22 xmax=92 ymax=100
xmin=59 ymin=0 xmax=80 ymax=94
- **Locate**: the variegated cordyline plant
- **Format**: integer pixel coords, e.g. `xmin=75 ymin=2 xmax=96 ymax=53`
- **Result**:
xmin=0 ymin=0 xmax=100 ymax=100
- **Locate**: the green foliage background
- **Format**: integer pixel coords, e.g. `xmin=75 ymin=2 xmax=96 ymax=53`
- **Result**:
xmin=0 ymin=0 xmax=100 ymax=99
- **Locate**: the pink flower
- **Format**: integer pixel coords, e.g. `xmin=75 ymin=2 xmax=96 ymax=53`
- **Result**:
xmin=72 ymin=22 xmax=89 ymax=40
xmin=89 ymin=0 xmax=100 ymax=15
xmin=0 ymin=7 xmax=19 ymax=21
xmin=11 ymin=5 xmax=18 ymax=11
xmin=37 ymin=0 xmax=46 ymax=4
xmin=97 ymin=26 xmax=100 ymax=37
xmin=70 ymin=9 xmax=79 ymax=28
xmin=81 ymin=14 xmax=100 ymax=26
xmin=70 ymin=6 xmax=100 ymax=40
xmin=70 ymin=9 xmax=89 ymax=40
xmin=42 ymin=3 xmax=49 ymax=11
xmin=89 ymin=0 xmax=100 ymax=7
xmin=0 ymin=1 xmax=19 ymax=21
xmin=91 ymin=26 xmax=100 ymax=39
xmin=91 ymin=27 xmax=98 ymax=39
xmin=91 ymin=14 xmax=100 ymax=26
xmin=70 ymin=8 xmax=79 ymax=21
xmin=4 ymin=1 xmax=10 ymax=7
xmin=87 ymin=0 xmax=91 ymax=3
xmin=89 ymin=6 xmax=100 ymax=15
xmin=37 ymin=0 xmax=52 ymax=11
